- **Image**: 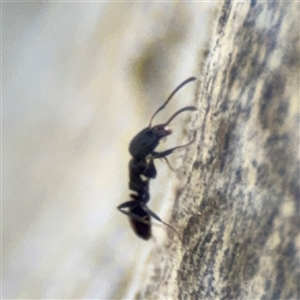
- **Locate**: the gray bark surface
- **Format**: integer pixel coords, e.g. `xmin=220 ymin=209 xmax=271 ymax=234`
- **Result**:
xmin=136 ymin=2 xmax=299 ymax=299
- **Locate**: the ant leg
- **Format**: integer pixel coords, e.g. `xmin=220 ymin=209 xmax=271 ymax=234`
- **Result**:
xmin=143 ymin=158 xmax=157 ymax=179
xmin=151 ymin=135 xmax=196 ymax=159
xmin=117 ymin=200 xmax=135 ymax=212
xmin=117 ymin=201 xmax=151 ymax=225
xmin=141 ymin=204 xmax=182 ymax=241
xmin=160 ymin=156 xmax=176 ymax=172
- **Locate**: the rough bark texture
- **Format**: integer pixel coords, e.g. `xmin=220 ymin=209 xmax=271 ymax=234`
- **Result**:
xmin=135 ymin=2 xmax=299 ymax=299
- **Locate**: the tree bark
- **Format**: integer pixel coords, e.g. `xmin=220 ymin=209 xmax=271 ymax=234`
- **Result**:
xmin=135 ymin=2 xmax=299 ymax=299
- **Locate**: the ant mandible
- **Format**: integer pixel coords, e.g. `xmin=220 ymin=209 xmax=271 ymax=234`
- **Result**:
xmin=117 ymin=77 xmax=197 ymax=240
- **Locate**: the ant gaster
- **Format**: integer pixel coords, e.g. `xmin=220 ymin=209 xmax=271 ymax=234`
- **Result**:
xmin=117 ymin=77 xmax=197 ymax=240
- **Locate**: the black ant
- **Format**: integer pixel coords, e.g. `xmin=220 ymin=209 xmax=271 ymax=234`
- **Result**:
xmin=117 ymin=77 xmax=197 ymax=240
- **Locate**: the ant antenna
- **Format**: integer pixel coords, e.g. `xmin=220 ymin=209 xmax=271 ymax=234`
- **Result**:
xmin=162 ymin=106 xmax=197 ymax=127
xmin=149 ymin=77 xmax=197 ymax=127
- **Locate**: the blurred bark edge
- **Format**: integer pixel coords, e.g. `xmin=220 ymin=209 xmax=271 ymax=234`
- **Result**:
xmin=137 ymin=2 xmax=300 ymax=299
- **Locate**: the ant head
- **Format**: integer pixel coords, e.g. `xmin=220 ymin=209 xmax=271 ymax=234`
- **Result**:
xmin=129 ymin=125 xmax=172 ymax=159
xmin=151 ymin=124 xmax=172 ymax=138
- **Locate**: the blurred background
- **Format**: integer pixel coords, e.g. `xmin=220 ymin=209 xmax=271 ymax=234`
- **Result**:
xmin=3 ymin=2 xmax=216 ymax=299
